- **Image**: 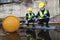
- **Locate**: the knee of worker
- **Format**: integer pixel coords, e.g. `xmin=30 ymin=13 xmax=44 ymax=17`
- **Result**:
xmin=45 ymin=18 xmax=50 ymax=21
xmin=38 ymin=21 xmax=43 ymax=25
xmin=25 ymin=24 xmax=29 ymax=26
xmin=28 ymin=19 xmax=34 ymax=22
xmin=44 ymin=18 xmax=50 ymax=22
xmin=32 ymin=19 xmax=35 ymax=22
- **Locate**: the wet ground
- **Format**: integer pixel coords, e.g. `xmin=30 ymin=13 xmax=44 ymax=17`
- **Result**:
xmin=0 ymin=23 xmax=60 ymax=40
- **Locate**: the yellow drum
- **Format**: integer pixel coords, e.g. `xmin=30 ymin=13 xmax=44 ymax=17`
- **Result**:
xmin=2 ymin=16 xmax=20 ymax=32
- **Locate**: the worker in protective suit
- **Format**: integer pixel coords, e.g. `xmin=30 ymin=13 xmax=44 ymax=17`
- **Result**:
xmin=36 ymin=2 xmax=51 ymax=40
xmin=36 ymin=2 xmax=50 ymax=27
xmin=25 ymin=7 xmax=36 ymax=40
xmin=25 ymin=7 xmax=35 ymax=27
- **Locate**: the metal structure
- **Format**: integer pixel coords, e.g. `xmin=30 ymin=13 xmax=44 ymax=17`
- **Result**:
xmin=20 ymin=26 xmax=57 ymax=30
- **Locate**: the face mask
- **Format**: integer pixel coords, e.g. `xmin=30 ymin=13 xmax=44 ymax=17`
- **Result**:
xmin=41 ymin=8 xmax=45 ymax=11
xmin=29 ymin=11 xmax=32 ymax=13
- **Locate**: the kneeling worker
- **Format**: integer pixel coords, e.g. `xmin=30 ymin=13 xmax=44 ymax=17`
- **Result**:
xmin=25 ymin=7 xmax=36 ymax=40
xmin=36 ymin=2 xmax=51 ymax=40
xmin=36 ymin=2 xmax=50 ymax=27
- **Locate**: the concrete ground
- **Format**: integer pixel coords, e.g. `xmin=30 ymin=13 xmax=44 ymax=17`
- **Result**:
xmin=0 ymin=23 xmax=60 ymax=40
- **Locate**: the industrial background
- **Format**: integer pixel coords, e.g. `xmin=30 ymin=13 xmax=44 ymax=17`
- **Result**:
xmin=0 ymin=0 xmax=60 ymax=40
xmin=0 ymin=0 xmax=60 ymax=23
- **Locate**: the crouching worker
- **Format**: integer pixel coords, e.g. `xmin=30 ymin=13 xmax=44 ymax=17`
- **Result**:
xmin=25 ymin=7 xmax=36 ymax=40
xmin=36 ymin=2 xmax=51 ymax=40
xmin=36 ymin=2 xmax=50 ymax=27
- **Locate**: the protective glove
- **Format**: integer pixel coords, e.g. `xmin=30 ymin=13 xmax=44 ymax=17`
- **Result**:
xmin=43 ymin=14 xmax=47 ymax=17
xmin=32 ymin=17 xmax=36 ymax=20
xmin=43 ymin=14 xmax=49 ymax=18
xmin=45 ymin=16 xmax=49 ymax=18
xmin=25 ymin=20 xmax=28 ymax=25
xmin=35 ymin=18 xmax=38 ymax=21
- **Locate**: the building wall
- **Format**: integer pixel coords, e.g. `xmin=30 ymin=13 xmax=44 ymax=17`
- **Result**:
xmin=0 ymin=0 xmax=59 ymax=19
